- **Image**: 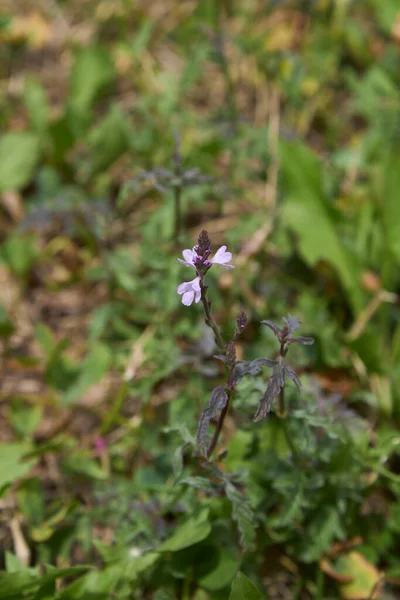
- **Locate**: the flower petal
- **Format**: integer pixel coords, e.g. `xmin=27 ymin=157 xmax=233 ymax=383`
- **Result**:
xmin=191 ymin=276 xmax=201 ymax=291
xmin=211 ymin=245 xmax=227 ymax=263
xmin=182 ymin=291 xmax=194 ymax=306
xmin=177 ymin=281 xmax=191 ymax=294
xmin=210 ymin=245 xmax=233 ymax=266
xmin=177 ymin=258 xmax=193 ymax=267
xmin=194 ymin=288 xmax=201 ymax=303
xmin=182 ymin=249 xmax=195 ymax=264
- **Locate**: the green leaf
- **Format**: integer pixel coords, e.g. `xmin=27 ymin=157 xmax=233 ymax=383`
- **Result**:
xmin=1 ymin=233 xmax=37 ymax=277
xmin=159 ymin=508 xmax=211 ymax=552
xmin=298 ymin=507 xmax=345 ymax=563
xmin=130 ymin=19 xmax=153 ymax=57
xmin=0 ymin=443 xmax=36 ymax=497
xmin=62 ymin=452 xmax=107 ymax=481
xmin=381 ymin=153 xmax=400 ymax=263
xmin=229 ymin=572 xmax=264 ymax=600
xmin=24 ymin=77 xmax=49 ymax=133
xmin=0 ymin=304 xmax=15 ymax=338
xmin=88 ymin=105 xmax=129 ymax=172
xmin=198 ymin=548 xmax=240 ymax=591
xmin=336 ymin=552 xmax=380 ymax=599
xmin=225 ymin=481 xmax=256 ymax=552
xmin=280 ymin=141 xmax=364 ymax=314
xmin=0 ymin=132 xmax=39 ymax=192
xmin=57 ymin=565 xmax=120 ymax=600
xmin=62 ymin=343 xmax=112 ymax=405
xmin=69 ymin=46 xmax=115 ymax=115
xmin=9 ymin=400 xmax=42 ymax=439
xmin=17 ymin=477 xmax=44 ymax=526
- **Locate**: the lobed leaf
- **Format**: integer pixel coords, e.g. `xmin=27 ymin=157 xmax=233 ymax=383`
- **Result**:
xmin=234 ymin=358 xmax=275 ymax=382
xmin=260 ymin=320 xmax=281 ymax=337
xmin=291 ymin=335 xmax=315 ymax=346
xmin=282 ymin=314 xmax=301 ymax=336
xmin=197 ymin=386 xmax=228 ymax=457
xmin=225 ymin=481 xmax=256 ymax=552
xmin=253 ymin=362 xmax=285 ymax=422
xmin=282 ymin=361 xmax=301 ymax=393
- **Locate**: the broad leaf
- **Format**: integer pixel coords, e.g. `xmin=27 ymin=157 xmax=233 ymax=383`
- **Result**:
xmin=0 ymin=443 xmax=36 ymax=497
xmin=280 ymin=141 xmax=364 ymax=314
xmin=69 ymin=46 xmax=115 ymax=115
xmin=159 ymin=508 xmax=211 ymax=552
xmin=229 ymin=572 xmax=264 ymax=600
xmin=0 ymin=133 xmax=39 ymax=191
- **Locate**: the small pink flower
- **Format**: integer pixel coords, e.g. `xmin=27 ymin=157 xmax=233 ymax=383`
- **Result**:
xmin=209 ymin=245 xmax=234 ymax=269
xmin=95 ymin=437 xmax=107 ymax=453
xmin=177 ymin=276 xmax=201 ymax=306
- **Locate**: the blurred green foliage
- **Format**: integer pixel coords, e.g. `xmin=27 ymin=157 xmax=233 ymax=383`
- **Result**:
xmin=1 ymin=0 xmax=400 ymax=598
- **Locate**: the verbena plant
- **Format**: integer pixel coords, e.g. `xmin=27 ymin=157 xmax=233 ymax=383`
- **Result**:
xmin=176 ymin=229 xmax=314 ymax=459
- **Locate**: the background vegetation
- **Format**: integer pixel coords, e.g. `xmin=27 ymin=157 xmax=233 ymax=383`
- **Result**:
xmin=1 ymin=0 xmax=400 ymax=598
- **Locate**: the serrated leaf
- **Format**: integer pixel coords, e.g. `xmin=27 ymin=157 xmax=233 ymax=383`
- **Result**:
xmin=282 ymin=361 xmax=301 ymax=393
xmin=225 ymin=482 xmax=256 ymax=552
xmin=260 ymin=320 xmax=281 ymax=336
xmin=253 ymin=361 xmax=285 ymax=422
xmin=291 ymin=336 xmax=315 ymax=345
xmin=229 ymin=572 xmax=264 ymax=600
xmin=234 ymin=358 xmax=275 ymax=382
xmin=197 ymin=386 xmax=228 ymax=457
xmin=282 ymin=314 xmax=300 ymax=335
xmin=298 ymin=507 xmax=346 ymax=563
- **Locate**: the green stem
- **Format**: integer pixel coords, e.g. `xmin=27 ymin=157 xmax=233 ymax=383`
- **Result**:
xmin=213 ymin=2 xmax=237 ymax=131
xmin=174 ymin=184 xmax=182 ymax=242
xmin=281 ymin=418 xmax=301 ymax=464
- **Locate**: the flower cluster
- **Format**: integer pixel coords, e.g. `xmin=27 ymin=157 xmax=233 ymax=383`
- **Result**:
xmin=177 ymin=230 xmax=234 ymax=306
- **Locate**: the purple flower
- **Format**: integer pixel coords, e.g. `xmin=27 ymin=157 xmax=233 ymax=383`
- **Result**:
xmin=177 ymin=247 xmax=198 ymax=268
xmin=177 ymin=276 xmax=201 ymax=306
xmin=177 ymin=245 xmax=234 ymax=270
xmin=209 ymin=245 xmax=234 ymax=269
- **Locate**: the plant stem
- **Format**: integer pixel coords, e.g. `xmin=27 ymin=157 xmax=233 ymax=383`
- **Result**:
xmin=281 ymin=418 xmax=301 ymax=464
xmin=213 ymin=3 xmax=237 ymax=132
xmin=199 ymin=279 xmax=231 ymax=458
xmin=173 ymin=132 xmax=182 ymax=242
xmin=277 ymin=386 xmax=287 ymax=419
xmin=174 ymin=183 xmax=182 ymax=242
xmin=207 ymin=390 xmax=231 ymax=459
xmin=200 ymin=281 xmax=226 ymax=351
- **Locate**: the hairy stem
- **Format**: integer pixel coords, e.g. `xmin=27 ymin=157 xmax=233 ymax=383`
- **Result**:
xmin=277 ymin=385 xmax=287 ymax=418
xmin=207 ymin=390 xmax=231 ymax=459
xmin=200 ymin=282 xmax=226 ymax=351
xmin=199 ymin=279 xmax=231 ymax=458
